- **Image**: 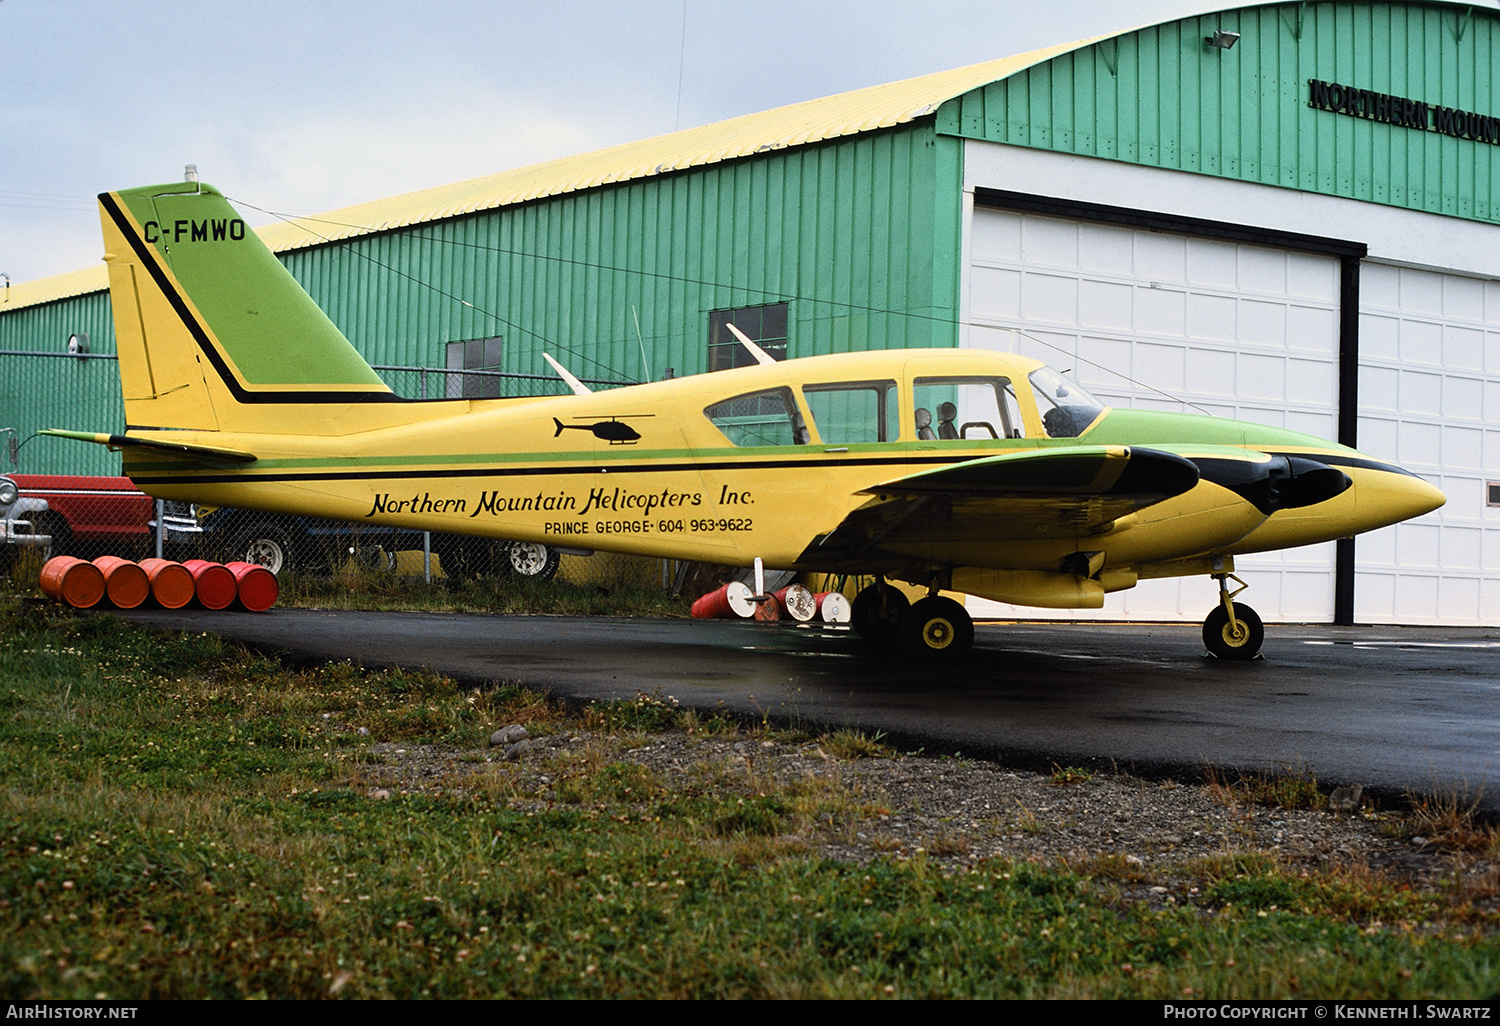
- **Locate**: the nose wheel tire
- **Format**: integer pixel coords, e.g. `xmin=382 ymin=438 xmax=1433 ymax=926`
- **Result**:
xmin=898 ymin=596 xmax=974 ymax=662
xmin=1203 ymin=603 xmax=1264 ymax=660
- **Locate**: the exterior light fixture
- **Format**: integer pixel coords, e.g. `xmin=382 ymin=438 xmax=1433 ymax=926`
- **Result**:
xmin=67 ymin=332 xmax=89 ymax=359
xmin=1206 ymin=29 xmax=1240 ymax=50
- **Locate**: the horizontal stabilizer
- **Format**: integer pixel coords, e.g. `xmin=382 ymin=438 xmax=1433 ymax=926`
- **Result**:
xmin=40 ymin=429 xmax=257 ymax=464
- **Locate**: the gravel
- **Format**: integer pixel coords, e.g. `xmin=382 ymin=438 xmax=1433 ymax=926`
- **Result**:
xmin=352 ymin=727 xmax=1498 ymax=907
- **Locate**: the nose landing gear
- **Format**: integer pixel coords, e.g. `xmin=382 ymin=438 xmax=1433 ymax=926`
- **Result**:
xmin=1203 ymin=571 xmax=1263 ymax=660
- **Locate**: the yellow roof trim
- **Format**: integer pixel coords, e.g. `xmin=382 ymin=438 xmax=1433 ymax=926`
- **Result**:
xmin=3 ymin=265 xmax=109 ymax=311
xmin=4 ymin=34 xmax=1107 ymax=312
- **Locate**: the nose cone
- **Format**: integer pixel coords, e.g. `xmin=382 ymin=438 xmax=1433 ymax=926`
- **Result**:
xmin=1355 ymin=464 xmax=1445 ymax=532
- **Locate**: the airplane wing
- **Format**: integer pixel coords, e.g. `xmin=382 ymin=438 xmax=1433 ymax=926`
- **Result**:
xmin=804 ymin=445 xmax=1199 ymax=565
xmin=40 ymin=429 xmax=258 ymax=464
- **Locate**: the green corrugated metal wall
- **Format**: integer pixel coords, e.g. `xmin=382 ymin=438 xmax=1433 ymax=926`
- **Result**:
xmin=282 ymin=124 xmax=962 ymax=385
xmin=936 ymin=1 xmax=1499 ymax=224
xmin=0 ymin=292 xmax=122 ymax=476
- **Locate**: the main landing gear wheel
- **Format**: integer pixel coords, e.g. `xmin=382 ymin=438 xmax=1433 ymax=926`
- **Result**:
xmin=898 ymin=595 xmax=974 ymax=663
xmin=850 ymin=582 xmax=909 ymax=644
xmin=432 ymin=535 xmax=489 ymax=580
xmin=1202 ymin=603 xmax=1263 ymax=660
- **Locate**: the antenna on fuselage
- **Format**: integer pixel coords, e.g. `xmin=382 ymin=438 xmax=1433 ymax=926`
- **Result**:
xmin=542 ymin=352 xmax=592 ymax=395
xmin=725 ymin=323 xmax=776 ymax=367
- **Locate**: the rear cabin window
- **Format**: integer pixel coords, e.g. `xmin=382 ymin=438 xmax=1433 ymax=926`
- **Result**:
xmin=801 ymin=381 xmax=898 ymax=444
xmin=912 ymin=377 xmax=1025 ymax=440
xmin=705 ymin=388 xmax=809 ymax=447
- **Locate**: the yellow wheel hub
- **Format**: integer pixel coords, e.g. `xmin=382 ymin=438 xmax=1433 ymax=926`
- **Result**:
xmin=922 ymin=618 xmax=955 ymax=650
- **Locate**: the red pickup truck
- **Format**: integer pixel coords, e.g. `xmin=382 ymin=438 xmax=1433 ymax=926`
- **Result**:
xmin=0 ymin=473 xmax=157 ymax=563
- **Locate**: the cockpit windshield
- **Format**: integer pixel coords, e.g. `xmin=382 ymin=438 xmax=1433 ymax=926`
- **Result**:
xmin=1028 ymin=366 xmax=1105 ymax=438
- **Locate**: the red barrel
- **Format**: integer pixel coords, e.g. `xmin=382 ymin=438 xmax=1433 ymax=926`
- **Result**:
xmin=774 ymin=584 xmax=817 ymax=622
xmin=39 ymin=556 xmax=106 ymax=609
xmin=225 ymin=561 xmax=279 ymax=612
xmin=182 ymin=559 xmax=239 ymax=610
xmin=138 ymin=558 xmax=196 ymax=609
xmin=92 ymin=556 xmax=151 ymax=609
xmin=815 ymin=592 xmax=852 ymax=623
xmin=692 ymin=583 xmax=733 ymax=619
xmin=752 ymin=595 xmax=781 ymax=622
xmin=691 ymin=581 xmax=756 ymax=619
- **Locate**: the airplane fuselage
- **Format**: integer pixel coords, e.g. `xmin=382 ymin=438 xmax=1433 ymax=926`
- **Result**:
xmin=116 ymin=349 xmax=1442 ymax=607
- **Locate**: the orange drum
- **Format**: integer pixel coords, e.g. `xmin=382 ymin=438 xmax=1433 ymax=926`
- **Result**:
xmin=92 ymin=556 xmax=151 ymax=609
xmin=182 ymin=559 xmax=239 ymax=610
xmin=138 ymin=558 xmax=196 ymax=609
xmin=39 ymin=556 xmax=106 ymax=609
xmin=225 ymin=561 xmax=279 ymax=612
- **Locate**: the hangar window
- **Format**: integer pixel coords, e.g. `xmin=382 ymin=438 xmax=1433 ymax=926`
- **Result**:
xmin=913 ymin=377 xmax=1025 ymax=440
xmin=446 ymin=336 xmax=504 ymax=399
xmin=708 ymin=303 xmax=788 ymax=371
xmin=802 ymin=381 xmax=898 ymax=444
xmin=705 ymin=387 xmax=809 ymax=447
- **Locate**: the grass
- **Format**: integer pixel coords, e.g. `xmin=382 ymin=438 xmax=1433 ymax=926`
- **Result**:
xmin=274 ymin=571 xmax=692 ymax=618
xmin=1 ymin=598 xmax=1497 ymax=999
xmin=1205 ymin=764 xmax=1327 ymax=812
xmin=1050 ymin=766 xmax=1094 ymax=786
xmin=1393 ymin=791 xmax=1500 ymax=857
xmin=818 ymin=729 xmax=894 ymax=761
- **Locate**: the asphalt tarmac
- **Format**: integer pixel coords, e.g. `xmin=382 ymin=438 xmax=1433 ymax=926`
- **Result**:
xmin=117 ymin=607 xmax=1500 ymax=811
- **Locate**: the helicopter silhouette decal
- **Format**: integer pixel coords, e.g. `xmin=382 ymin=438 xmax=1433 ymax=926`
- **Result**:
xmin=551 ymin=416 xmax=650 ymax=444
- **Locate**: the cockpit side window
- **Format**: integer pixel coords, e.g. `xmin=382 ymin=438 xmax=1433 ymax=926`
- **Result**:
xmin=704 ymin=387 xmax=810 ymax=447
xmin=912 ymin=377 xmax=1024 ymax=440
xmin=1028 ymin=367 xmax=1105 ymax=438
xmin=801 ymin=381 xmax=898 ymax=444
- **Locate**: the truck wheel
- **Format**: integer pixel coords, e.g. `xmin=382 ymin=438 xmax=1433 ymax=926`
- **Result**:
xmin=506 ymin=542 xmax=559 ymax=580
xmin=432 ymin=535 xmax=488 ymax=580
xmin=36 ymin=513 xmax=73 ymax=559
xmin=231 ymin=522 xmax=291 ymax=575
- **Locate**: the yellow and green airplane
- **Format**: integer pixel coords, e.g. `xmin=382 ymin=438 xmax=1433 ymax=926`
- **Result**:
xmin=47 ymin=181 xmax=1446 ymax=661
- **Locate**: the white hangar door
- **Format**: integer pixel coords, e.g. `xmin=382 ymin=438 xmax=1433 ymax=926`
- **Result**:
xmin=962 ymin=205 xmax=1342 ymax=623
xmin=1354 ymin=264 xmax=1498 ymax=626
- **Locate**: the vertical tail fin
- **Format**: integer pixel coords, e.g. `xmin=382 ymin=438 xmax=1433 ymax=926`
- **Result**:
xmin=99 ymin=182 xmax=395 ymax=433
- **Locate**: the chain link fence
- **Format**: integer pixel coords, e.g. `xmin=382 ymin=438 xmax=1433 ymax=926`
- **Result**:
xmin=2 ymin=355 xmax=676 ymax=593
xmin=1 ymin=480 xmax=688 ymax=595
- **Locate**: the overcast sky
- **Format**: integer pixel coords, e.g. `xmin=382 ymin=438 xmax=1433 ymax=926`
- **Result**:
xmin=4 ymin=0 xmax=1243 ymax=284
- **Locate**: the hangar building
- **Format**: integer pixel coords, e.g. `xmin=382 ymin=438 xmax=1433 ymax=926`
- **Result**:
xmin=2 ymin=0 xmax=1496 ymax=625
